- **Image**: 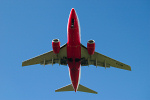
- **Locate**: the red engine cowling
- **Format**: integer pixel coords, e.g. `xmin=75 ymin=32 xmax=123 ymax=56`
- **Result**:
xmin=87 ymin=40 xmax=95 ymax=55
xmin=52 ymin=39 xmax=60 ymax=54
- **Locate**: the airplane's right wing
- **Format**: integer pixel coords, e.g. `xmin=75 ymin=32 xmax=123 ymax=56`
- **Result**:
xmin=81 ymin=44 xmax=131 ymax=71
xmin=22 ymin=43 xmax=68 ymax=67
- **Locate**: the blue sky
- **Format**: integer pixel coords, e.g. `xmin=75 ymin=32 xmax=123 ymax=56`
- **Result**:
xmin=0 ymin=0 xmax=150 ymax=100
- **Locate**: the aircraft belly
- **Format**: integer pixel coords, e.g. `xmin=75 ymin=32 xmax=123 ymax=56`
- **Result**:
xmin=69 ymin=64 xmax=81 ymax=91
xmin=67 ymin=33 xmax=81 ymax=91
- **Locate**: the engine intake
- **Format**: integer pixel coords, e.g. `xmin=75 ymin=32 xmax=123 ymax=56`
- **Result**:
xmin=52 ymin=39 xmax=60 ymax=54
xmin=87 ymin=40 xmax=95 ymax=55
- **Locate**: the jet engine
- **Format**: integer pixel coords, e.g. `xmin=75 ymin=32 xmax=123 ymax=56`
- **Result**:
xmin=87 ymin=40 xmax=95 ymax=55
xmin=52 ymin=39 xmax=60 ymax=54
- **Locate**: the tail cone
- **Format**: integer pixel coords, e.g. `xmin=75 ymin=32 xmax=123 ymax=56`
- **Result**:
xmin=73 ymin=84 xmax=78 ymax=92
xmin=75 ymin=89 xmax=77 ymax=92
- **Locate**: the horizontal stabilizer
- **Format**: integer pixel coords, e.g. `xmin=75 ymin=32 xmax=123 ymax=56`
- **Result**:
xmin=78 ymin=84 xmax=97 ymax=94
xmin=55 ymin=84 xmax=74 ymax=92
xmin=55 ymin=84 xmax=97 ymax=94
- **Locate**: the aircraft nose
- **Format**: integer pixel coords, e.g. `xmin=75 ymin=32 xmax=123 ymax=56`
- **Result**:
xmin=71 ymin=8 xmax=75 ymax=13
xmin=70 ymin=8 xmax=76 ymax=17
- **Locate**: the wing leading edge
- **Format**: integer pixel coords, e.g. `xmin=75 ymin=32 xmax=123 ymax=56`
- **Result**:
xmin=81 ymin=44 xmax=131 ymax=71
xmin=22 ymin=43 xmax=68 ymax=67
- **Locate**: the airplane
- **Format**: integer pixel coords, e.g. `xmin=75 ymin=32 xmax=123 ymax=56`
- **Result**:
xmin=22 ymin=8 xmax=131 ymax=94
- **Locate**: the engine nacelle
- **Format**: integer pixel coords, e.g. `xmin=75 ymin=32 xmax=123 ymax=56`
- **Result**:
xmin=52 ymin=39 xmax=60 ymax=54
xmin=87 ymin=40 xmax=95 ymax=55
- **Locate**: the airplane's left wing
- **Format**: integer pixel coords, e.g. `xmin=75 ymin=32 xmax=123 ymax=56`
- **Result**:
xmin=81 ymin=44 xmax=131 ymax=71
xmin=22 ymin=44 xmax=67 ymax=66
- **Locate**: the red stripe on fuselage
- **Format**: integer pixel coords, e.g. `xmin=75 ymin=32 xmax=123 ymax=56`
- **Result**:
xmin=67 ymin=8 xmax=81 ymax=92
